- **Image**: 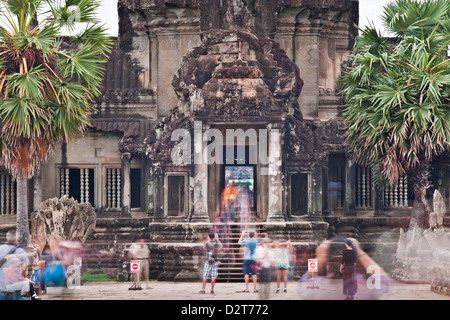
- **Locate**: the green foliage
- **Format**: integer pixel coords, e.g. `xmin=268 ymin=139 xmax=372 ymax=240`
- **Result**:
xmin=340 ymin=0 xmax=450 ymax=188
xmin=0 ymin=0 xmax=112 ymax=178
xmin=81 ymin=272 xmax=116 ymax=282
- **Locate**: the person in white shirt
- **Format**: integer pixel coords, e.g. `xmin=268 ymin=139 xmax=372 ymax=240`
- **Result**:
xmin=128 ymin=239 xmax=152 ymax=290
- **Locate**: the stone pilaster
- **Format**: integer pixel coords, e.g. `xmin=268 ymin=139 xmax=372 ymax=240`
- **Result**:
xmin=295 ymin=17 xmax=322 ymax=119
xmin=191 ymin=121 xmax=209 ymax=222
xmin=267 ymin=124 xmax=285 ymax=222
xmin=152 ymin=168 xmax=165 ymax=221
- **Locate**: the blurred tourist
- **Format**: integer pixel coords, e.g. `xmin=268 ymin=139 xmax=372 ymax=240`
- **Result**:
xmin=340 ymin=239 xmax=358 ymax=300
xmin=299 ymin=237 xmax=390 ymax=300
xmin=0 ymin=230 xmax=31 ymax=299
xmin=200 ymin=232 xmax=222 ymax=294
xmin=128 ymin=239 xmax=152 ymax=290
xmin=238 ymin=230 xmax=258 ymax=293
xmin=254 ymin=236 xmax=274 ymax=299
xmin=4 ymin=255 xmax=40 ymax=300
xmin=274 ymin=239 xmax=292 ymax=293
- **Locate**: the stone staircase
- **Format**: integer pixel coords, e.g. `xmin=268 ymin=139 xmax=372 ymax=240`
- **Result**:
xmin=213 ymin=222 xmax=266 ymax=282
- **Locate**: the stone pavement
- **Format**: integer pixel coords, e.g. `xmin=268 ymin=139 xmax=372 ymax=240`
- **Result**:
xmin=40 ymin=277 xmax=450 ymax=301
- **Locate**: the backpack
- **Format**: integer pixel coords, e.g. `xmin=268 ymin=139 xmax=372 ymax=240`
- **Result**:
xmin=206 ymin=241 xmax=219 ymax=265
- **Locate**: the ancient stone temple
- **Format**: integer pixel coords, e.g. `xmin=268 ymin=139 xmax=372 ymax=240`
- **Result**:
xmin=0 ymin=0 xmax=449 ymax=282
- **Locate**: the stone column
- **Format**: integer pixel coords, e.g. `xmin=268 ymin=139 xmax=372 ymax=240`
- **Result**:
xmin=147 ymin=161 xmax=155 ymax=216
xmin=345 ymin=158 xmax=356 ymax=216
xmin=309 ymin=164 xmax=323 ymax=220
xmin=153 ymin=168 xmax=165 ymax=221
xmin=267 ymin=124 xmax=285 ymax=222
xmin=121 ymin=152 xmax=131 ymax=216
xmin=374 ymin=186 xmax=385 ymax=216
xmin=191 ymin=121 xmax=209 ymax=222
xmin=295 ymin=17 xmax=322 ymax=119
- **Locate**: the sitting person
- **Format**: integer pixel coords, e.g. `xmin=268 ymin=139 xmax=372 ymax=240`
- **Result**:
xmin=4 ymin=255 xmax=40 ymax=300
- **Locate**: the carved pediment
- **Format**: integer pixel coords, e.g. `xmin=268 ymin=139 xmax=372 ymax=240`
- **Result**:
xmin=172 ymin=30 xmax=303 ymax=120
xmin=284 ymin=116 xmax=346 ymax=162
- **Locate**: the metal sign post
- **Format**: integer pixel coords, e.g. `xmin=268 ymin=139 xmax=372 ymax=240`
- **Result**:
xmin=307 ymin=259 xmax=319 ymax=289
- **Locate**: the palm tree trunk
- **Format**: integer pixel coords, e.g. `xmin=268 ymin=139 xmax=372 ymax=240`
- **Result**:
xmin=16 ymin=175 xmax=30 ymax=247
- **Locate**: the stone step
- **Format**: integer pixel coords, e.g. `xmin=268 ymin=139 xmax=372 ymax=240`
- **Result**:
xmin=214 ymin=223 xmax=267 ymax=281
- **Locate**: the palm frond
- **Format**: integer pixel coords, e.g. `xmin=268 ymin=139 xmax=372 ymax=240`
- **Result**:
xmin=0 ymin=0 xmax=112 ymax=179
xmin=340 ymin=0 xmax=450 ymax=187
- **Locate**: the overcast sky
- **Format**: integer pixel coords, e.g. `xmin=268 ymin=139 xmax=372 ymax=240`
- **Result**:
xmin=98 ymin=0 xmax=118 ymax=36
xmin=100 ymin=0 xmax=392 ymax=36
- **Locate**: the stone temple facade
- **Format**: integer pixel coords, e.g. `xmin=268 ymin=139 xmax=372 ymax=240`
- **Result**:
xmin=0 ymin=0 xmax=449 ymax=282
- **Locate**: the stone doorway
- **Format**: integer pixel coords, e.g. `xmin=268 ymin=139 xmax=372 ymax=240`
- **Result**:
xmin=222 ymin=145 xmax=256 ymax=211
xmin=207 ymin=129 xmax=268 ymax=222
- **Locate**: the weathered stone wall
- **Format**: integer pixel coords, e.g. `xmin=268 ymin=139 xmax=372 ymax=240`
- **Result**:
xmin=39 ymin=133 xmax=124 ymax=211
xmin=79 ymin=216 xmax=443 ymax=282
xmin=115 ymin=0 xmax=358 ymax=120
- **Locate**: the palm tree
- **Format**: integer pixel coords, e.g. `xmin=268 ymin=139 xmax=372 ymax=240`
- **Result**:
xmin=340 ymin=0 xmax=450 ymax=224
xmin=0 ymin=0 xmax=112 ymax=246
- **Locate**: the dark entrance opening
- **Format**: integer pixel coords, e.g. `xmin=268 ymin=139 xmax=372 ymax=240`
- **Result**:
xmin=328 ymin=153 xmax=346 ymax=212
xmin=130 ymin=168 xmax=141 ymax=209
xmin=291 ymin=173 xmax=308 ymax=215
xmin=167 ymin=175 xmax=185 ymax=216
xmin=222 ymin=145 xmax=256 ymax=209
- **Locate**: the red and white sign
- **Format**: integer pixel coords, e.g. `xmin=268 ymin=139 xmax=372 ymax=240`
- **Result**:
xmin=130 ymin=260 xmax=140 ymax=273
xmin=308 ymin=259 xmax=318 ymax=272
